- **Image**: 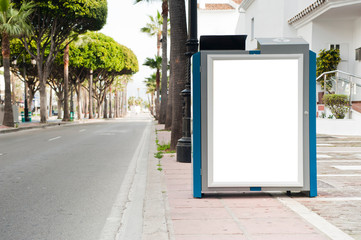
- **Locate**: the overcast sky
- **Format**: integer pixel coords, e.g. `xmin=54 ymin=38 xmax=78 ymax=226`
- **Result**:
xmin=100 ymin=0 xmax=162 ymax=102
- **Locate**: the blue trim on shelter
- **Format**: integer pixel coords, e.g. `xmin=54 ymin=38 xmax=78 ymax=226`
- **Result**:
xmin=249 ymin=50 xmax=261 ymax=55
xmin=250 ymin=187 xmax=262 ymax=191
xmin=192 ymin=52 xmax=202 ymax=198
xmin=309 ymin=50 xmax=317 ymax=197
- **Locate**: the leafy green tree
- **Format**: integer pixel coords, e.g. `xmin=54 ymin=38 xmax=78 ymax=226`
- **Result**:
xmin=13 ymin=0 xmax=108 ymax=123
xmin=316 ymin=48 xmax=341 ymax=93
xmin=63 ymin=32 xmax=138 ymax=118
xmin=0 ymin=0 xmax=33 ymax=127
xmin=8 ymin=38 xmax=39 ymax=113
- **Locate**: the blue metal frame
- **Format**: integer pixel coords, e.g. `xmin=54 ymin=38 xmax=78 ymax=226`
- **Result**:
xmin=192 ymin=52 xmax=202 ymax=198
xmin=309 ymin=50 xmax=317 ymax=197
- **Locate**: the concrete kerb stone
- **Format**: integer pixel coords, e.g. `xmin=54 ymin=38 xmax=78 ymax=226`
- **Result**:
xmin=0 ymin=118 xmax=117 ymax=134
xmin=142 ymin=121 xmax=174 ymax=240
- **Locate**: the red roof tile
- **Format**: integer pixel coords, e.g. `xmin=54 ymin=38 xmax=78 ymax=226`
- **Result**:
xmin=198 ymin=3 xmax=235 ymax=10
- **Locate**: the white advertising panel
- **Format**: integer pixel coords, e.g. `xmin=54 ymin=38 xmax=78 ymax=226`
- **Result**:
xmin=207 ymin=54 xmax=304 ymax=187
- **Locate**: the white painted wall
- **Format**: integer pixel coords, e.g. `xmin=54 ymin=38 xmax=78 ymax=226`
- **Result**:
xmin=353 ymin=17 xmax=361 ymax=77
xmin=198 ymin=10 xmax=239 ymax=37
xmin=236 ymin=0 xmax=297 ymax=50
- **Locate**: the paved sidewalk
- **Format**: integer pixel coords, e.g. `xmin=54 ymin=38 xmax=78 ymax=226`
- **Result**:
xmin=153 ymin=124 xmax=356 ymax=240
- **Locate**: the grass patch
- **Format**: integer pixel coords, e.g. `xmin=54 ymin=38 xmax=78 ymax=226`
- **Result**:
xmin=157 ymin=143 xmax=170 ymax=151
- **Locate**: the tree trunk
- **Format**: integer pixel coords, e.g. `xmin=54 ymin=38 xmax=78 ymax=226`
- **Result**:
xmin=97 ymin=101 xmax=101 ymax=119
xmin=157 ymin=31 xmax=161 ymax=57
xmin=11 ymin=73 xmax=16 ymax=105
xmin=29 ymin=90 xmax=34 ymax=113
xmin=121 ymin=83 xmax=128 ymax=117
xmin=115 ymin=91 xmax=119 ymax=118
xmin=103 ymin=92 xmax=108 ymax=119
xmin=83 ymin=88 xmax=88 ymax=119
xmin=39 ymin=67 xmax=48 ymax=123
xmin=109 ymin=90 xmax=112 ymax=118
xmin=89 ymin=69 xmax=93 ymax=119
xmin=77 ymin=78 xmax=82 ymax=120
xmin=159 ymin=0 xmax=169 ymax=124
xmin=49 ymin=88 xmax=53 ymax=117
xmin=165 ymin=72 xmax=173 ymax=130
xmin=63 ymin=43 xmax=70 ymax=121
xmin=2 ymin=33 xmax=14 ymax=127
xmin=169 ymin=0 xmax=187 ymax=150
xmin=57 ymin=98 xmax=63 ymax=119
xmin=155 ymin=68 xmax=160 ymax=119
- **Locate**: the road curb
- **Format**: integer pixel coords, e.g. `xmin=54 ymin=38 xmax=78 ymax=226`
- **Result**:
xmin=0 ymin=119 xmax=114 ymax=134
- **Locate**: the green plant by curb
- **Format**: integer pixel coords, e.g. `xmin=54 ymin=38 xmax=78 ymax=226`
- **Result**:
xmin=154 ymin=151 xmax=163 ymax=159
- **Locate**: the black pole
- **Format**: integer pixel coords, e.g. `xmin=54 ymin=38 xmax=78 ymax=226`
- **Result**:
xmin=177 ymin=0 xmax=198 ymax=163
xmin=23 ymin=55 xmax=29 ymax=122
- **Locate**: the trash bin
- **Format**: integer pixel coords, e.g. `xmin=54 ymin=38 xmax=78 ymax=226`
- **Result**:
xmin=21 ymin=111 xmax=25 ymax=122
xmin=28 ymin=112 xmax=32 ymax=122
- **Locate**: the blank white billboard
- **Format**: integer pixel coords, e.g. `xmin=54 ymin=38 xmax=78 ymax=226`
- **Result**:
xmin=207 ymin=54 xmax=304 ymax=188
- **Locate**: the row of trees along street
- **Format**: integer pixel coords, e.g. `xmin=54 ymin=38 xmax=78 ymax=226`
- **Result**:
xmin=2 ymin=0 xmax=191 ymax=153
xmin=1 ymin=0 xmax=138 ymax=127
xmin=138 ymin=0 xmax=188 ymax=151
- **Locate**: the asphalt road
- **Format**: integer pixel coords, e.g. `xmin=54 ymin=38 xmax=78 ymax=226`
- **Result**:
xmin=0 ymin=116 xmax=152 ymax=240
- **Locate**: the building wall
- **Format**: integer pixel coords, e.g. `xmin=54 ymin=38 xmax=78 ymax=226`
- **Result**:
xmin=236 ymin=0 xmax=296 ymax=50
xmin=311 ymin=19 xmax=354 ymax=72
xmin=353 ymin=17 xmax=361 ymax=77
xmin=198 ymin=10 xmax=239 ymax=37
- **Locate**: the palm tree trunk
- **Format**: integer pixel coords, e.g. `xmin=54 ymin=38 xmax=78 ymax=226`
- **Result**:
xmin=157 ymin=31 xmax=161 ymax=57
xmin=155 ymin=68 xmax=160 ymax=119
xmin=2 ymin=32 xmax=14 ymax=127
xmin=159 ymin=0 xmax=169 ymax=124
xmin=63 ymin=43 xmax=70 ymax=121
xmin=11 ymin=73 xmax=16 ymax=104
xmin=169 ymin=0 xmax=187 ymax=150
xmin=165 ymin=73 xmax=173 ymax=130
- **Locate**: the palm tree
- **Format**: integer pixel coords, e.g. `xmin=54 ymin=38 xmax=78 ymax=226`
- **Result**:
xmin=0 ymin=0 xmax=33 ymax=127
xmin=169 ymin=0 xmax=187 ymax=150
xmin=144 ymin=73 xmax=156 ymax=116
xmin=141 ymin=10 xmax=163 ymax=56
xmin=143 ymin=55 xmax=162 ymax=119
xmin=137 ymin=1 xmax=169 ymax=124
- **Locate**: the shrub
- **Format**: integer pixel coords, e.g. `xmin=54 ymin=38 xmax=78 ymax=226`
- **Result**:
xmin=323 ymin=94 xmax=349 ymax=119
xmin=316 ymin=49 xmax=341 ymax=92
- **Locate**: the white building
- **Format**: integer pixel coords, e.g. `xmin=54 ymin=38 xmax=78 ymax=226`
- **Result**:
xmin=198 ymin=0 xmax=242 ymax=37
xmin=235 ymin=0 xmax=361 ymax=101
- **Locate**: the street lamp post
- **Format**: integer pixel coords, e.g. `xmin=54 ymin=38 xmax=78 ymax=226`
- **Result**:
xmin=177 ymin=0 xmax=198 ymax=163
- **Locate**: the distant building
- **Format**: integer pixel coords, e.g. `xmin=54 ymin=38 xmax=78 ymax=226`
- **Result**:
xmin=235 ymin=0 xmax=361 ymax=101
